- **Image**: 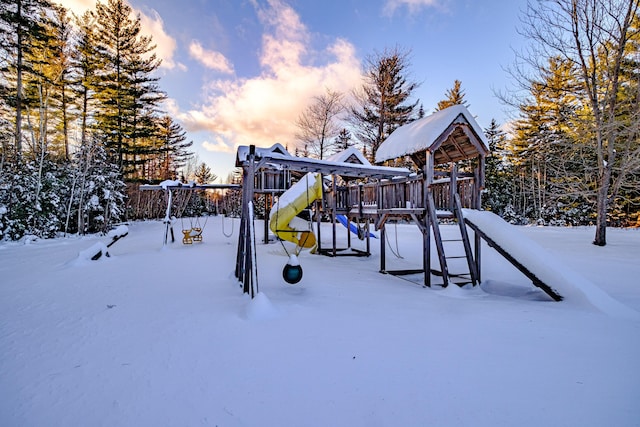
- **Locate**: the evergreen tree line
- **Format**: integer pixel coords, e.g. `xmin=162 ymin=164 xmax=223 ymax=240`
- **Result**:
xmin=0 ymin=0 xmax=194 ymax=239
xmin=2 ymin=0 xmax=638 ymax=242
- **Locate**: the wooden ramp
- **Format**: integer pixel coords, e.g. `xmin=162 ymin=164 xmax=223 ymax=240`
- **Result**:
xmin=462 ymin=210 xmax=563 ymax=301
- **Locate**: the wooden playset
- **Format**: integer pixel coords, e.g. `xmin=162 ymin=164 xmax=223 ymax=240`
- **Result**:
xmin=215 ymin=105 xmax=562 ymax=300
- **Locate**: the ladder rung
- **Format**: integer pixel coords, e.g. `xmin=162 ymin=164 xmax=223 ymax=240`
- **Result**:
xmin=446 ymin=255 xmax=468 ymax=259
xmin=449 ymin=273 xmax=471 ymax=278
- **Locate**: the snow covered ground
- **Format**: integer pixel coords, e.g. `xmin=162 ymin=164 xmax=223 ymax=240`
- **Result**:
xmin=1 ymin=217 xmax=639 ymax=427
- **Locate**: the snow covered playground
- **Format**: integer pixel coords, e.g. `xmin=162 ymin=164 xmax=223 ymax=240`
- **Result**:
xmin=1 ymin=105 xmax=639 ymax=426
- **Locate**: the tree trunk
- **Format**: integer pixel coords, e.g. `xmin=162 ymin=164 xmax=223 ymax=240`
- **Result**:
xmin=593 ymin=168 xmax=610 ymax=246
xmin=15 ymin=0 xmax=23 ymax=156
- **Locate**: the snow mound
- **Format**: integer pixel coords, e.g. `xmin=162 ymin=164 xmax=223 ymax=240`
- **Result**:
xmin=243 ymin=292 xmax=280 ymax=321
xmin=107 ymin=225 xmax=128 ymax=239
xmin=464 ymin=209 xmax=640 ymax=321
xmin=73 ymin=242 xmax=109 ymax=265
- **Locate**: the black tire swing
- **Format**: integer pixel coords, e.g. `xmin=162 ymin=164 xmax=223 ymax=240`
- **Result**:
xmin=279 ymin=221 xmax=313 ymax=285
xmin=282 ymin=254 xmax=303 ymax=284
xmin=275 ymin=174 xmax=315 ymax=285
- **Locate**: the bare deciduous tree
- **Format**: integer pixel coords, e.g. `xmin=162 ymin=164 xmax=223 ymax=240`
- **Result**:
xmin=295 ymin=89 xmax=344 ymax=160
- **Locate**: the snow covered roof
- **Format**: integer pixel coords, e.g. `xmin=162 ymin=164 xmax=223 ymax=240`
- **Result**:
xmin=236 ymin=143 xmax=291 ymax=165
xmin=325 ymin=147 xmax=371 ymax=166
xmin=236 ymin=145 xmax=410 ymax=179
xmin=375 ymin=105 xmax=489 ymax=167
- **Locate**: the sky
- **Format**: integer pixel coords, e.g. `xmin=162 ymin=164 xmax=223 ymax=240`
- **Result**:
xmin=56 ymin=0 xmax=528 ymax=182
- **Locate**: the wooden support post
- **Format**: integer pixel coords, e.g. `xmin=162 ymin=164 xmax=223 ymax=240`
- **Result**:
xmin=243 ymin=145 xmax=256 ymax=296
xmin=454 ymin=193 xmax=479 ymax=285
xmin=235 ymin=145 xmax=258 ymax=296
xmin=263 ymin=193 xmax=270 ymax=244
xmin=235 ymin=167 xmax=248 ymax=281
xmin=423 ymin=161 xmax=431 ymax=287
xmin=475 ymin=229 xmax=482 ymax=282
xmin=332 ymin=174 xmax=337 ymax=257
xmin=316 ymin=197 xmax=323 ymax=254
xmin=427 ymin=192 xmax=449 ymax=287
xmin=449 ymin=163 xmax=457 ymax=212
xmin=476 ymin=154 xmax=485 ymax=209
xmin=474 ymin=155 xmax=484 ymax=280
xmin=366 ymin=218 xmax=371 ymax=255
xmin=380 ymin=225 xmax=386 ymax=273
xmin=163 ymin=188 xmax=175 ymax=246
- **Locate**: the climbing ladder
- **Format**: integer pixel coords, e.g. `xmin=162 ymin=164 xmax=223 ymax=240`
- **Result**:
xmin=426 ymin=192 xmax=479 ymax=287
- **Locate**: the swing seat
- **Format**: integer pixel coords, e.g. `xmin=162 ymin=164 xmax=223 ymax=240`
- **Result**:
xmin=191 ymin=227 xmax=203 ymax=242
xmin=182 ymin=229 xmax=194 ymax=244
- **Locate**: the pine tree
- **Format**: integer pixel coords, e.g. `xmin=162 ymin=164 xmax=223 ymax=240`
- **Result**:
xmin=48 ymin=5 xmax=74 ymax=162
xmin=194 ymin=162 xmax=216 ymax=184
xmin=0 ymin=0 xmax=52 ymax=159
xmin=71 ymin=11 xmax=100 ymax=152
xmin=332 ymin=128 xmax=353 ymax=153
xmin=349 ymin=47 xmax=420 ymax=162
xmin=71 ymin=134 xmax=124 ymax=234
xmin=436 ymin=79 xmax=468 ymax=111
xmin=92 ymin=0 xmax=164 ymax=177
xmin=482 ymin=119 xmax=517 ymax=220
xmin=21 ymin=4 xmax=72 ymax=162
xmin=0 ymin=158 xmax=68 ymax=239
xmin=511 ymin=56 xmax=589 ymax=224
xmin=155 ymin=115 xmax=193 ymax=181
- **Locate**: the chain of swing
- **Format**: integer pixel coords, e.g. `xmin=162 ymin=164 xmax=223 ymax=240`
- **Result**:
xmin=221 ymin=194 xmax=235 ymax=238
xmin=273 ymin=174 xmax=317 ymax=284
xmin=176 ymin=190 xmax=212 ymax=245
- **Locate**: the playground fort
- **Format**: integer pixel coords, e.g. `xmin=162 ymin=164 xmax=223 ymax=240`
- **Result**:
xmin=233 ymin=105 xmax=564 ymax=302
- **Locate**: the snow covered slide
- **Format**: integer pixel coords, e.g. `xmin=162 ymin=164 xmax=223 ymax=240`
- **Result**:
xmin=463 ymin=209 xmax=640 ymax=320
xmin=269 ymin=173 xmax=323 ymax=249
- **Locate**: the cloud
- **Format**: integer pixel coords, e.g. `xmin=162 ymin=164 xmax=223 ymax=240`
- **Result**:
xmin=178 ymin=0 xmax=362 ymax=154
xmin=54 ymin=0 xmax=180 ymax=70
xmin=202 ymin=138 xmax=235 ymax=154
xmin=188 ymin=41 xmax=234 ymax=74
xmin=383 ymin=0 xmax=442 ymax=15
xmin=138 ymin=9 xmax=180 ymax=70
xmin=54 ymin=0 xmax=94 ymax=12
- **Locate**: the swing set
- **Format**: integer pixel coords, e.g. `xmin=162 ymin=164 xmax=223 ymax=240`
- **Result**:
xmin=139 ymin=181 xmax=241 ymax=246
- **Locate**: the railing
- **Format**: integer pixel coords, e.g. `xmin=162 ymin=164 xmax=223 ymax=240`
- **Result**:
xmin=332 ymin=173 xmax=477 ymax=214
xmin=431 ymin=177 xmax=476 ymax=210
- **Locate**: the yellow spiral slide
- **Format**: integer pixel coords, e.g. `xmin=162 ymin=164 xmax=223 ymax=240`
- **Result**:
xmin=269 ymin=173 xmax=324 ymax=249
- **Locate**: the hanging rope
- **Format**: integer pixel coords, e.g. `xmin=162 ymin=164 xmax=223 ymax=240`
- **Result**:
xmin=222 ymin=215 xmax=234 ymax=238
xmin=273 ymin=173 xmax=319 ymax=285
xmin=385 ymin=221 xmax=404 ymax=259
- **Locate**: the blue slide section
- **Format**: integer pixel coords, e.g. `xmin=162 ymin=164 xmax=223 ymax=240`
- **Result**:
xmin=336 ymin=215 xmax=377 ymax=239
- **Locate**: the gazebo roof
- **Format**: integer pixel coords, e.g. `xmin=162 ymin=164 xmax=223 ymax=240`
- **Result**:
xmin=375 ymin=105 xmax=489 ymax=167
